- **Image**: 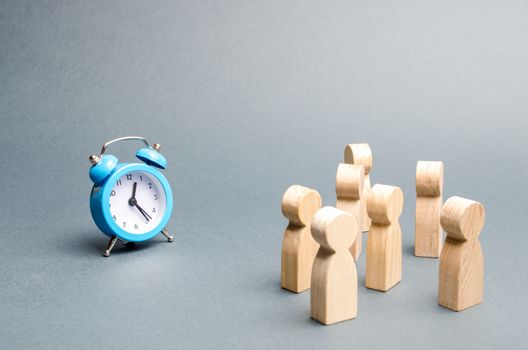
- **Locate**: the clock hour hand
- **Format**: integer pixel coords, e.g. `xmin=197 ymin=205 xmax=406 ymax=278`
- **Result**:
xmin=128 ymin=193 xmax=152 ymax=222
xmin=137 ymin=207 xmax=150 ymax=222
xmin=135 ymin=202 xmax=152 ymax=221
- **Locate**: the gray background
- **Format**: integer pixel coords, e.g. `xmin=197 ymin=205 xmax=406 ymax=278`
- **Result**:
xmin=1 ymin=1 xmax=527 ymax=348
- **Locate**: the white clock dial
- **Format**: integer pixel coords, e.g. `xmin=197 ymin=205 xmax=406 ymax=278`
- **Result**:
xmin=108 ymin=171 xmax=167 ymax=234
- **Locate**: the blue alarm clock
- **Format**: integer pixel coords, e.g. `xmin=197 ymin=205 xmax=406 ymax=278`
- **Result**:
xmin=88 ymin=136 xmax=174 ymax=257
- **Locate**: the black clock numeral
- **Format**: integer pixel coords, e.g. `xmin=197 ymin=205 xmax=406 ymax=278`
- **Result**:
xmin=126 ymin=174 xmax=132 ymax=180
xmin=148 ymin=183 xmax=152 ymax=189
xmin=111 ymin=190 xmax=116 ymax=196
xmin=122 ymin=222 xmax=126 ymax=228
xmin=152 ymin=207 xmax=156 ymax=213
xmin=112 ymin=215 xmax=116 ymax=221
xmin=116 ymin=179 xmax=121 ymax=186
xmin=139 ymin=175 xmax=143 ymax=182
xmin=154 ymin=194 xmax=158 ymax=200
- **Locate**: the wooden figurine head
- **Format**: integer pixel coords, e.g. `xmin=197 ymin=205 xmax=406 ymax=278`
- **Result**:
xmin=311 ymin=206 xmax=357 ymax=253
xmin=336 ymin=163 xmax=364 ymax=200
xmin=281 ymin=185 xmax=322 ymax=227
xmin=441 ymin=196 xmax=485 ymax=242
xmin=344 ymin=144 xmax=372 ymax=176
xmin=367 ymin=184 xmax=404 ymax=225
xmin=416 ymin=161 xmax=444 ymax=197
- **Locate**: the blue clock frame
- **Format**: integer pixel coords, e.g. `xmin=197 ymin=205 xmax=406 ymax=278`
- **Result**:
xmin=90 ymin=163 xmax=173 ymax=242
xmin=88 ymin=136 xmax=174 ymax=257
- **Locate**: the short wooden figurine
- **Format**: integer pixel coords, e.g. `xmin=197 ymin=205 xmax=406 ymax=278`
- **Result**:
xmin=415 ymin=161 xmax=444 ymax=258
xmin=366 ymin=184 xmax=403 ymax=292
xmin=281 ymin=185 xmax=322 ymax=293
xmin=310 ymin=206 xmax=358 ymax=325
xmin=344 ymin=143 xmax=373 ymax=232
xmin=335 ymin=163 xmax=364 ymax=261
xmin=438 ymin=196 xmax=485 ymax=311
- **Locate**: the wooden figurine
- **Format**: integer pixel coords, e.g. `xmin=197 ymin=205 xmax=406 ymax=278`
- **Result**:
xmin=310 ymin=206 xmax=358 ymax=325
xmin=415 ymin=161 xmax=444 ymax=258
xmin=335 ymin=163 xmax=364 ymax=261
xmin=438 ymin=196 xmax=485 ymax=311
xmin=366 ymin=184 xmax=403 ymax=292
xmin=344 ymin=143 xmax=372 ymax=232
xmin=281 ymin=185 xmax=322 ymax=293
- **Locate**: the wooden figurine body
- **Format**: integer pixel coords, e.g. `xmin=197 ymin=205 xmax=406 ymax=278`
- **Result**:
xmin=335 ymin=163 xmax=364 ymax=261
xmin=344 ymin=143 xmax=372 ymax=232
xmin=438 ymin=196 xmax=485 ymax=311
xmin=415 ymin=161 xmax=444 ymax=258
xmin=310 ymin=206 xmax=358 ymax=325
xmin=281 ymin=185 xmax=322 ymax=293
xmin=366 ymin=184 xmax=403 ymax=292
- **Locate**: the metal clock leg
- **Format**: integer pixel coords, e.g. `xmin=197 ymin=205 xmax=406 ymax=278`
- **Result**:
xmin=161 ymin=228 xmax=173 ymax=242
xmin=103 ymin=236 xmax=118 ymax=257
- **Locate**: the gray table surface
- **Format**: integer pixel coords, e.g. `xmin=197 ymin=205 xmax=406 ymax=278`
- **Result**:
xmin=1 ymin=1 xmax=527 ymax=349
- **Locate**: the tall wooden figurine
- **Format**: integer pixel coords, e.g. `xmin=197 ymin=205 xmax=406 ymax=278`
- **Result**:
xmin=344 ymin=143 xmax=372 ymax=232
xmin=415 ymin=161 xmax=444 ymax=258
xmin=438 ymin=196 xmax=485 ymax=311
xmin=310 ymin=206 xmax=358 ymax=325
xmin=335 ymin=163 xmax=364 ymax=261
xmin=281 ymin=185 xmax=322 ymax=293
xmin=366 ymin=184 xmax=403 ymax=292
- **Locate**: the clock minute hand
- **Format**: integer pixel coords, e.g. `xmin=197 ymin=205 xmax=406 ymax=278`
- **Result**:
xmin=131 ymin=182 xmax=137 ymax=199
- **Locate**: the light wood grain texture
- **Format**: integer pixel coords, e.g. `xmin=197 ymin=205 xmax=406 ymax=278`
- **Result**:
xmin=366 ymin=184 xmax=403 ymax=292
xmin=438 ymin=196 xmax=485 ymax=311
xmin=344 ymin=143 xmax=372 ymax=232
xmin=335 ymin=163 xmax=364 ymax=261
xmin=281 ymin=185 xmax=322 ymax=293
xmin=310 ymin=206 xmax=358 ymax=325
xmin=415 ymin=161 xmax=444 ymax=258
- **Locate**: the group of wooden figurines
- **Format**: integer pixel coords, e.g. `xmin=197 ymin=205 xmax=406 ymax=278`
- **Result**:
xmin=281 ymin=143 xmax=486 ymax=325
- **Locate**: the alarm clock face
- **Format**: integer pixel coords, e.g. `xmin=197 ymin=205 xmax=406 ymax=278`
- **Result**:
xmin=108 ymin=171 xmax=167 ymax=234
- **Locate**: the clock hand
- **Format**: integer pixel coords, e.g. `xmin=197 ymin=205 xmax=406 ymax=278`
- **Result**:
xmin=133 ymin=204 xmax=150 ymax=222
xmin=131 ymin=182 xmax=137 ymax=199
xmin=137 ymin=204 xmax=152 ymax=220
xmin=127 ymin=182 xmax=153 ymax=222
xmin=128 ymin=183 xmax=139 ymax=206
xmin=128 ymin=194 xmax=152 ymax=222
xmin=135 ymin=202 xmax=152 ymax=221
